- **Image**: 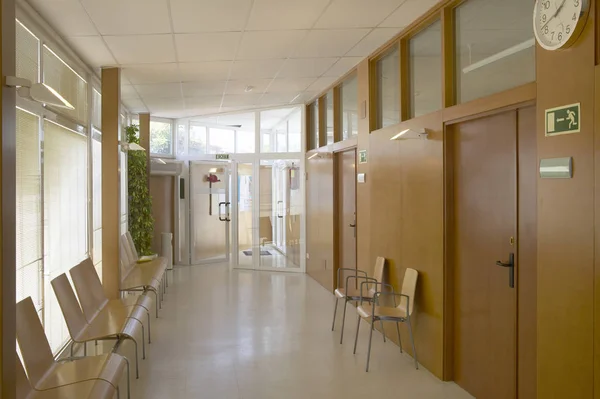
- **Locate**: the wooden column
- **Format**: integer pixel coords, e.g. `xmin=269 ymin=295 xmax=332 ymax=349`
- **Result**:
xmin=356 ymin=59 xmax=371 ymax=278
xmin=139 ymin=113 xmax=150 ymax=185
xmin=1 ymin=0 xmax=17 ymax=395
xmin=101 ymin=67 xmax=121 ymax=300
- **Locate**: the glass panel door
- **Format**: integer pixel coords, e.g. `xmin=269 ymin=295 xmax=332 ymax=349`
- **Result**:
xmin=233 ymin=162 xmax=254 ymax=268
xmin=189 ymin=161 xmax=230 ymax=264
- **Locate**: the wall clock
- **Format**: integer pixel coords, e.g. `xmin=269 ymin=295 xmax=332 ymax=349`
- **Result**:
xmin=533 ymin=0 xmax=590 ymax=50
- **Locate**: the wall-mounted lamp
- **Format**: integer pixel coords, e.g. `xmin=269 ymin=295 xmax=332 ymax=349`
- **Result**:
xmin=390 ymin=128 xmax=429 ymax=141
xmin=151 ymin=158 xmax=167 ymax=165
xmin=121 ymin=142 xmax=146 ymax=151
xmin=5 ymin=76 xmax=74 ymax=110
xmin=307 ymin=152 xmax=331 ymax=160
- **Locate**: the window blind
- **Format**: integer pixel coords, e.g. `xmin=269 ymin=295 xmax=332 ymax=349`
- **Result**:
xmin=92 ymin=129 xmax=102 ymax=280
xmin=16 ymin=20 xmax=39 ymax=84
xmin=92 ymin=89 xmax=102 ymax=130
xmin=120 ymin=152 xmax=128 ymax=235
xmin=42 ymin=45 xmax=88 ymax=125
xmin=43 ymin=120 xmax=88 ymax=351
xmin=16 ymin=108 xmax=42 ymax=310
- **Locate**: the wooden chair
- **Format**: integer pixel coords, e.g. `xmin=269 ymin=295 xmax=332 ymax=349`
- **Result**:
xmin=354 ymin=268 xmax=419 ymax=372
xmin=70 ymin=258 xmax=153 ymax=344
xmin=17 ymin=354 xmax=119 ymax=399
xmin=50 ymin=274 xmax=144 ymax=380
xmin=16 ymin=297 xmax=128 ymax=398
xmin=124 ymin=232 xmax=167 ymax=287
xmin=331 ymin=257 xmax=387 ymax=344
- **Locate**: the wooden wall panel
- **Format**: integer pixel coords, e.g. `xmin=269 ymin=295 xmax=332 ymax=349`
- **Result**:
xmin=536 ymin=5 xmax=596 ymax=397
xmin=149 ymin=176 xmax=174 ymax=257
xmin=369 ymin=112 xmax=445 ymax=378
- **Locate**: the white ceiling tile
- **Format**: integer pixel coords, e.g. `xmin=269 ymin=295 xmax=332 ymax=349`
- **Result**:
xmin=307 ymin=76 xmax=338 ymax=92
xmin=175 ymin=33 xmax=241 ymax=62
xmin=179 ymin=62 xmax=232 ymax=82
xmin=229 ymin=59 xmax=286 ymax=79
xmin=277 ymin=58 xmax=338 ymax=78
xmin=122 ymin=64 xmax=180 ymax=84
xmin=185 ymin=107 xmax=223 ymax=116
xmin=316 ymin=0 xmax=405 ymax=29
xmin=181 ymin=81 xmax=227 ymax=96
xmin=237 ymin=31 xmax=307 ymax=60
xmin=105 ymin=35 xmax=176 ymax=64
xmin=27 ymin=0 xmax=98 ymax=36
xmin=122 ymin=97 xmax=148 ymax=112
xmin=346 ymin=28 xmax=401 ymax=56
xmin=322 ymin=57 xmax=362 ymax=77
xmin=226 ymin=79 xmax=272 ymax=95
xmin=294 ymin=29 xmax=370 ymax=58
xmin=222 ymin=94 xmax=262 ymax=107
xmin=121 ymin=85 xmax=139 ymax=100
xmin=80 ymin=0 xmax=171 ymax=35
xmin=295 ymin=91 xmax=319 ymax=103
xmin=246 ymin=0 xmax=330 ymax=30
xmin=135 ymin=83 xmax=182 ymax=98
xmin=170 ymin=0 xmax=253 ymax=33
xmin=66 ymin=36 xmax=117 ymax=68
xmin=259 ymin=92 xmax=298 ymax=106
xmin=380 ymin=0 xmax=439 ymax=28
xmin=143 ymin=97 xmax=185 ymax=112
xmin=184 ymin=96 xmax=224 ymax=108
xmin=267 ymin=78 xmax=316 ymax=93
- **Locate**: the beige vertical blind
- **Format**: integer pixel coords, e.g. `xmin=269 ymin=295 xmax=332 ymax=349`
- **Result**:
xmin=16 ymin=108 xmax=42 ymax=309
xmin=92 ymin=129 xmax=102 ymax=280
xmin=43 ymin=120 xmax=88 ymax=351
xmin=16 ymin=20 xmax=39 ymax=83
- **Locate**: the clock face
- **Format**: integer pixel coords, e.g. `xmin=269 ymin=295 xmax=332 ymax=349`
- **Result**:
xmin=533 ymin=0 xmax=589 ymax=50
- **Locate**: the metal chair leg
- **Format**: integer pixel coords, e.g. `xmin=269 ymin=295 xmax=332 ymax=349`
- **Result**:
xmin=125 ymin=336 xmax=139 ymax=379
xmin=83 ymin=341 xmax=87 ymax=357
xmin=407 ymin=316 xmax=418 ymax=370
xmin=147 ymin=312 xmax=152 ymax=344
xmin=123 ymin=355 xmax=131 ymax=399
xmin=331 ymin=298 xmax=339 ymax=331
xmin=353 ymin=316 xmax=361 ymax=354
xmin=340 ymin=298 xmax=349 ymax=344
xmin=396 ymin=322 xmax=403 ymax=353
xmin=151 ymin=289 xmax=159 ymax=317
xmin=141 ymin=323 xmax=146 ymax=360
xmin=366 ymin=318 xmax=375 ymax=372
xmin=117 ymin=386 xmax=120 ymax=399
xmin=380 ymin=320 xmax=386 ymax=343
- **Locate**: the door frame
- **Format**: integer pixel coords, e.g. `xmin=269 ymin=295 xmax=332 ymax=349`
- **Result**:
xmin=442 ymin=102 xmax=537 ymax=395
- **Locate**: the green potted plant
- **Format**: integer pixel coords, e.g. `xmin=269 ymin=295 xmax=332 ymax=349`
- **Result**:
xmin=125 ymin=124 xmax=155 ymax=255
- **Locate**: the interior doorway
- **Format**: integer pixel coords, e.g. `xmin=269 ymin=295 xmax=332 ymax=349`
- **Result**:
xmin=446 ymin=106 xmax=537 ymax=399
xmin=335 ymin=149 xmax=357 ymax=285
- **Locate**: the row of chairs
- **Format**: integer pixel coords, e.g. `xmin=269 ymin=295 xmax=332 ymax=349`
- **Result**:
xmin=331 ymin=257 xmax=419 ymax=372
xmin=16 ymin=232 xmax=170 ymax=399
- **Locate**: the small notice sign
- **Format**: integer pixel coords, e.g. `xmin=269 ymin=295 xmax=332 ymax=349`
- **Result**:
xmin=545 ymin=103 xmax=580 ymax=136
xmin=359 ymin=150 xmax=367 ymax=164
xmin=216 ymin=154 xmax=230 ymax=160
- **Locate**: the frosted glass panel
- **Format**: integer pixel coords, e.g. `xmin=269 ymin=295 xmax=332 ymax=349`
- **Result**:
xmin=376 ymin=46 xmax=400 ymax=128
xmin=16 ymin=20 xmax=39 ymax=84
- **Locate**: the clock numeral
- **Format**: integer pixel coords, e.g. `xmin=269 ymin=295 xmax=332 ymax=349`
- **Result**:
xmin=544 ymin=25 xmax=549 ymax=35
xmin=551 ymin=31 xmax=555 ymax=40
xmin=574 ymin=0 xmax=580 ymax=7
xmin=541 ymin=14 xmax=547 ymax=22
xmin=573 ymin=12 xmax=577 ymax=21
xmin=558 ymin=32 xmax=563 ymax=41
xmin=543 ymin=1 xmax=550 ymax=9
xmin=566 ymin=25 xmax=572 ymax=34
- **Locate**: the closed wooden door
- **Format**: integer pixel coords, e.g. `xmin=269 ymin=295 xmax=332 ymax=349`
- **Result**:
xmin=451 ymin=111 xmax=517 ymax=399
xmin=337 ymin=149 xmax=357 ymax=280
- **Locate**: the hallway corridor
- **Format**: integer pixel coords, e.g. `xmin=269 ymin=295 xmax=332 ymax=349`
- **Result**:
xmin=127 ymin=265 xmax=472 ymax=399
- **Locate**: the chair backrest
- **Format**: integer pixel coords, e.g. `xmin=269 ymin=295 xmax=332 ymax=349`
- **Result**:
xmin=16 ymin=297 xmax=55 ymax=388
xmin=70 ymin=258 xmax=108 ymax=322
xmin=120 ymin=234 xmax=136 ymax=266
xmin=50 ymin=273 xmax=89 ymax=340
xmin=372 ymin=256 xmax=386 ymax=282
xmin=125 ymin=231 xmax=140 ymax=260
xmin=16 ymin=354 xmax=34 ymax=399
xmin=399 ymin=268 xmax=419 ymax=316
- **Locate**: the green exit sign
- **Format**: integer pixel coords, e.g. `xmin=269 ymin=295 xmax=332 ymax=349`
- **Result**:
xmin=545 ymin=103 xmax=580 ymax=137
xmin=215 ymin=154 xmax=230 ymax=160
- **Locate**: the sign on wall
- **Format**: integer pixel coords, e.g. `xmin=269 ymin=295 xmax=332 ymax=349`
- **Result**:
xmin=545 ymin=103 xmax=581 ymax=136
xmin=359 ymin=150 xmax=368 ymax=164
xmin=216 ymin=154 xmax=230 ymax=160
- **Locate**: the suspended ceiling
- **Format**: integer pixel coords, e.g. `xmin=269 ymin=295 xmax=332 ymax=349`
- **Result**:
xmin=26 ymin=0 xmax=439 ymax=118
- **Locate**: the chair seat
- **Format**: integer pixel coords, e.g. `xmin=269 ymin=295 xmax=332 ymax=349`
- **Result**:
xmin=334 ymin=286 xmax=374 ymax=300
xmin=136 ymin=257 xmax=167 ymax=282
xmin=121 ymin=267 xmax=160 ymax=291
xmin=77 ymin=312 xmax=141 ymax=342
xmin=36 ymin=353 xmax=125 ymax=391
xmin=120 ymin=294 xmax=153 ymax=313
xmin=101 ymin=301 xmax=147 ymax=323
xmin=31 ymin=379 xmax=116 ymax=399
xmin=357 ymin=304 xmax=408 ymax=320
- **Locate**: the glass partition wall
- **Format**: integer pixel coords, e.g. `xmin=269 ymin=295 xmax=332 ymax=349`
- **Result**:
xmin=175 ymin=106 xmax=305 ymax=273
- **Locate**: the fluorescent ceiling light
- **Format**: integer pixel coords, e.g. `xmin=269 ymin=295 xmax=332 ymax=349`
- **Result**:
xmin=390 ymin=128 xmax=428 ymax=140
xmin=307 ymin=153 xmax=319 ymax=160
xmin=5 ymin=76 xmax=74 ymax=110
xmin=462 ymin=38 xmax=535 ymax=74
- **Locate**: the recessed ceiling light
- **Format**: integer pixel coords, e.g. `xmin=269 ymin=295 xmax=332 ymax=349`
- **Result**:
xmin=244 ymin=86 xmax=254 ymax=93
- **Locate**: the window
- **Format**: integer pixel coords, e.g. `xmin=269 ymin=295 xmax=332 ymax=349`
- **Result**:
xmin=189 ymin=125 xmax=207 ymax=155
xmin=149 ymin=119 xmax=173 ymax=155
xmin=177 ymin=123 xmax=187 ymax=156
xmin=340 ymin=74 xmax=358 ymax=140
xmin=324 ymin=91 xmax=334 ymax=145
xmin=308 ymin=101 xmax=319 ymax=149
xmin=16 ymin=20 xmax=39 ymax=84
xmin=92 ymin=89 xmax=101 ymax=130
xmin=376 ymin=46 xmax=400 ymax=128
xmin=44 ymin=120 xmax=88 ymax=351
xmin=92 ymin=129 xmax=102 ymax=279
xmin=237 ymin=130 xmax=255 ymax=153
xmin=260 ymin=107 xmax=302 ymax=153
xmin=455 ymin=0 xmax=535 ymax=104
xmin=409 ymin=21 xmax=442 ymax=117
xmin=43 ymin=45 xmax=88 ymax=124
xmin=208 ymin=128 xmax=234 ymax=154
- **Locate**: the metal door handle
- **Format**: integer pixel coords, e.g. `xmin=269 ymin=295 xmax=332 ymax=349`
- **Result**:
xmin=225 ymin=201 xmax=231 ymax=222
xmin=218 ymin=202 xmax=229 ymax=222
xmin=495 ymin=252 xmax=514 ymax=288
xmin=349 ymin=223 xmax=356 ymax=227
xmin=277 ymin=200 xmax=283 ymax=219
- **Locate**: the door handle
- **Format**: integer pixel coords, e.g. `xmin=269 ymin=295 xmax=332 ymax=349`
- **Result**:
xmin=349 ymin=223 xmax=356 ymax=227
xmin=218 ymin=202 xmax=229 ymax=222
xmin=225 ymin=201 xmax=231 ymax=222
xmin=277 ymin=200 xmax=284 ymax=219
xmin=496 ymin=252 xmax=514 ymax=288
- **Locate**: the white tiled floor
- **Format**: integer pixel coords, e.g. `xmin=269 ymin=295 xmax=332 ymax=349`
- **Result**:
xmin=110 ymin=264 xmax=473 ymax=399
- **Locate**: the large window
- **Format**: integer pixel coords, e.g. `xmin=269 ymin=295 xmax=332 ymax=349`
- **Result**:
xmin=324 ymin=91 xmax=334 ymax=145
xmin=260 ymin=107 xmax=302 ymax=153
xmin=340 ymin=73 xmax=358 ymax=140
xmin=189 ymin=125 xmax=207 ymax=155
xmin=455 ymin=0 xmax=535 ymax=104
xmin=308 ymin=101 xmax=319 ymax=150
xmin=410 ymin=21 xmax=442 ymax=118
xmin=208 ymin=128 xmax=235 ymax=154
xmin=16 ymin=20 xmax=39 ymax=84
xmin=376 ymin=46 xmax=400 ymax=128
xmin=150 ymin=119 xmax=173 ymax=155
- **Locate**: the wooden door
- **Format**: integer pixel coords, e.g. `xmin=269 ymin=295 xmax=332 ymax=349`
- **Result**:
xmin=149 ymin=176 xmax=175 ymax=257
xmin=451 ymin=111 xmax=517 ymax=399
xmin=336 ymin=149 xmax=357 ymax=284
